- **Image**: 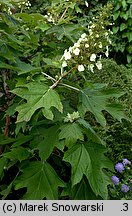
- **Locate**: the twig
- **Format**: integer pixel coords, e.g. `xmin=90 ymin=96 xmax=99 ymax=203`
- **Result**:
xmin=59 ymin=6 xmax=69 ymax=22
xmin=41 ymin=72 xmax=56 ymax=82
xmin=42 ymin=67 xmax=79 ymax=91
xmin=4 ymin=115 xmax=10 ymax=138
xmin=60 ymin=83 xmax=80 ymax=92
xmin=50 ymin=66 xmax=76 ymax=89
xmin=1 ymin=71 xmax=11 ymax=100
xmin=1 ymin=71 xmax=11 ymax=138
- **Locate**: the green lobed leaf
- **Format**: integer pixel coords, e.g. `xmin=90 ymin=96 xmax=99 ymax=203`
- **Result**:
xmin=38 ymin=125 xmax=60 ymax=161
xmin=11 ymin=82 xmax=63 ymax=122
xmin=46 ymin=24 xmax=84 ymax=41
xmin=114 ymin=3 xmax=121 ymax=11
xmin=61 ymin=177 xmax=100 ymax=200
xmin=78 ymin=87 xmax=126 ymax=127
xmin=15 ymin=13 xmax=46 ymax=24
xmin=15 ymin=59 xmax=41 ymax=75
xmin=14 ymin=161 xmax=64 ymax=199
xmin=43 ymin=58 xmax=61 ymax=68
xmin=78 ymin=88 xmax=106 ymax=127
xmin=0 ymin=44 xmax=16 ymax=62
xmin=12 ymin=135 xmax=33 ymax=148
xmin=35 ymin=23 xmax=50 ymax=32
xmin=6 ymin=103 xmax=19 ymax=116
xmin=3 ymin=147 xmax=30 ymax=162
xmin=0 ymin=62 xmax=19 ymax=70
xmin=59 ymin=122 xmax=84 ymax=147
xmin=77 ymin=119 xmax=104 ymax=145
xmin=0 ymin=135 xmax=15 ymax=145
xmin=63 ymin=142 xmax=113 ymax=199
xmin=105 ymin=104 xmax=128 ymax=122
xmin=0 ymin=182 xmax=13 ymax=200
xmin=64 ymin=143 xmax=90 ymax=186
xmin=71 ymin=176 xmax=101 ymax=200
xmin=0 ymin=134 xmax=33 ymax=147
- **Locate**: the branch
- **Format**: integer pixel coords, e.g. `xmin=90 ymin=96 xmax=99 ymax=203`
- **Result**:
xmin=4 ymin=115 xmax=10 ymax=138
xmin=41 ymin=72 xmax=56 ymax=83
xmin=1 ymin=71 xmax=11 ymax=99
xmin=58 ymin=6 xmax=69 ymax=22
xmin=50 ymin=66 xmax=76 ymax=89
xmin=1 ymin=71 xmax=11 ymax=138
xmin=60 ymin=83 xmax=80 ymax=92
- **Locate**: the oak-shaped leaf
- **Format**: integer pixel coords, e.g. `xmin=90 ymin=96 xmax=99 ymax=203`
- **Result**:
xmin=38 ymin=125 xmax=61 ymax=161
xmin=77 ymin=119 xmax=104 ymax=145
xmin=63 ymin=142 xmax=113 ymax=199
xmin=3 ymin=147 xmax=30 ymax=162
xmin=14 ymin=161 xmax=64 ymax=199
xmin=71 ymin=176 xmax=101 ymax=200
xmin=59 ymin=122 xmax=84 ymax=147
xmin=11 ymin=82 xmax=63 ymax=122
xmin=78 ymin=87 xmax=126 ymax=127
xmin=105 ymin=103 xmax=128 ymax=122
xmin=62 ymin=176 xmax=101 ymax=200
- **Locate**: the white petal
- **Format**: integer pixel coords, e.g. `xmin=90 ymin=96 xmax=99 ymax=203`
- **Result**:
xmin=85 ymin=43 xmax=89 ymax=48
xmin=78 ymin=65 xmax=85 ymax=72
xmin=85 ymin=1 xmax=89 ymax=7
xmin=89 ymin=64 xmax=94 ymax=73
xmin=81 ymin=33 xmax=87 ymax=39
xmin=62 ymin=61 xmax=67 ymax=68
xmin=73 ymin=48 xmax=80 ymax=56
xmin=90 ymin=54 xmax=96 ymax=62
xmin=96 ymin=61 xmax=102 ymax=70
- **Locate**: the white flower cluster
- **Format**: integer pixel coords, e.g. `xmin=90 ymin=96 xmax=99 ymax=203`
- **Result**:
xmin=7 ymin=7 xmax=13 ymax=15
xmin=88 ymin=21 xmax=113 ymax=60
xmin=61 ymin=32 xmax=105 ymax=73
xmin=44 ymin=13 xmax=56 ymax=24
xmin=88 ymin=53 xmax=102 ymax=72
xmin=0 ymin=4 xmax=13 ymax=14
xmin=88 ymin=58 xmax=102 ymax=73
xmin=61 ymin=33 xmax=88 ymax=72
xmin=18 ymin=1 xmax=31 ymax=9
xmin=60 ymin=4 xmax=113 ymax=74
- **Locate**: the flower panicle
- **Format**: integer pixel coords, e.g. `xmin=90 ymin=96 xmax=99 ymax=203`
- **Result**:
xmin=60 ymin=5 xmax=113 ymax=74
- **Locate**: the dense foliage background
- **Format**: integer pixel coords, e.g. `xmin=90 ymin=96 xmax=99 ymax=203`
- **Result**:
xmin=0 ymin=0 xmax=132 ymax=200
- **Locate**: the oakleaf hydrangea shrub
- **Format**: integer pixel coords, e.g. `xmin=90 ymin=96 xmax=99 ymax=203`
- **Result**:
xmin=109 ymin=158 xmax=132 ymax=199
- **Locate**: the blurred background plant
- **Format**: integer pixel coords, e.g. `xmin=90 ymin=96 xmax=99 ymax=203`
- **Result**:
xmin=111 ymin=0 xmax=132 ymax=65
